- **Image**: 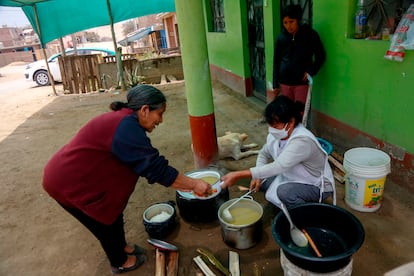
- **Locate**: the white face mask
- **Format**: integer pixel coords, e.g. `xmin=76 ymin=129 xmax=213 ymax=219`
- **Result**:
xmin=268 ymin=123 xmax=290 ymax=140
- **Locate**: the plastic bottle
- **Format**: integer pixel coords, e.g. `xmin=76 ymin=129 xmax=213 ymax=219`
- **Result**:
xmin=354 ymin=0 xmax=367 ymax=39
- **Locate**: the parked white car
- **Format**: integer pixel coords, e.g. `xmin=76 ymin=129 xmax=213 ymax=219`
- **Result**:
xmin=24 ymin=47 xmax=115 ymax=86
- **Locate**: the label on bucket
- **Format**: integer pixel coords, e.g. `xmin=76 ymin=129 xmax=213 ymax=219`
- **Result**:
xmin=364 ymin=178 xmax=385 ymax=207
xmin=345 ymin=175 xmax=386 ymax=211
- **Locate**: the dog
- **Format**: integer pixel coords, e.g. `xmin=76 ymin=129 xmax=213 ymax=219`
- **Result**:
xmin=218 ymin=131 xmax=259 ymax=160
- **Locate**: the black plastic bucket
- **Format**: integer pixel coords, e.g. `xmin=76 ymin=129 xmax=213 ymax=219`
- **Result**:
xmin=272 ymin=203 xmax=365 ymax=273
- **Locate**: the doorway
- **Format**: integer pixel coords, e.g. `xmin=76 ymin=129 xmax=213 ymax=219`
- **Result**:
xmin=247 ymin=0 xmax=266 ymax=101
xmin=247 ymin=0 xmax=313 ymax=102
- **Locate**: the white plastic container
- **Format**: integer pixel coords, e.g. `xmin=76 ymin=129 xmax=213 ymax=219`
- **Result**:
xmin=280 ymin=249 xmax=353 ymax=276
xmin=343 ymin=147 xmax=391 ymax=212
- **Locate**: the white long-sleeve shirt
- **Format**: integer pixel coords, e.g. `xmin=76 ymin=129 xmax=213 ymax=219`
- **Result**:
xmin=250 ymin=124 xmax=333 ymax=190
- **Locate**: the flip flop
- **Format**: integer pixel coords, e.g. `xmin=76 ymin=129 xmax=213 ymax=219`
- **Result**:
xmin=126 ymin=244 xmax=146 ymax=255
xmin=111 ymin=254 xmax=146 ymax=274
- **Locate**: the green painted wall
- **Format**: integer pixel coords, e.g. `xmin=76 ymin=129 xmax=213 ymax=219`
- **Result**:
xmin=205 ymin=0 xmax=414 ymax=155
xmin=312 ymin=0 xmax=414 ymax=154
xmin=204 ymin=1 xmax=249 ymax=77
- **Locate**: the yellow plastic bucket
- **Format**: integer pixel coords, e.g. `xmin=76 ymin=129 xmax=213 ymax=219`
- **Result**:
xmin=344 ymin=147 xmax=391 ymax=212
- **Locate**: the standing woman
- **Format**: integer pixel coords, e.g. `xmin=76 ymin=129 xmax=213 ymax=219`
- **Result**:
xmin=221 ymin=96 xmax=335 ymax=209
xmin=42 ymin=84 xmax=211 ymax=274
xmin=272 ymin=4 xmax=326 ymax=106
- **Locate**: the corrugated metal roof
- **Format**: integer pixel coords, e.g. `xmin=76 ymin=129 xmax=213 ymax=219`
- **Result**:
xmin=118 ymin=26 xmax=154 ymax=46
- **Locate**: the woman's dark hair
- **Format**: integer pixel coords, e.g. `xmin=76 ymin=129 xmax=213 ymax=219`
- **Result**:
xmin=110 ymin=84 xmax=166 ymax=111
xmin=282 ymin=4 xmax=303 ymax=20
xmin=263 ymin=95 xmax=303 ymax=126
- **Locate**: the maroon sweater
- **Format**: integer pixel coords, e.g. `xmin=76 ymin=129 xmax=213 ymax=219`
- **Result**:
xmin=42 ymin=108 xmax=178 ymax=225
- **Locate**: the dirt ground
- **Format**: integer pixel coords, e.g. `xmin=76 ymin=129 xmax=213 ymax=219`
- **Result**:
xmin=1 ymin=62 xmax=414 ymax=276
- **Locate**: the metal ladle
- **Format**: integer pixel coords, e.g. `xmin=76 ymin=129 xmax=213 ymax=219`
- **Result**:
xmin=280 ymin=203 xmax=308 ymax=247
xmin=222 ymin=190 xmax=254 ymax=222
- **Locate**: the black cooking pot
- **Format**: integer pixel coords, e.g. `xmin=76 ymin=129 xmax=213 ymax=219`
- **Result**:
xmin=272 ymin=203 xmax=365 ymax=273
xmin=143 ymin=201 xmax=177 ymax=239
xmin=176 ymin=169 xmax=229 ymax=223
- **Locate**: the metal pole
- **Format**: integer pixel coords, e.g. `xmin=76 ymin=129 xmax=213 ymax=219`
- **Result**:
xmin=33 ymin=4 xmax=58 ymax=96
xmin=302 ymin=75 xmax=313 ymax=128
xmin=106 ymin=0 xmax=126 ymax=91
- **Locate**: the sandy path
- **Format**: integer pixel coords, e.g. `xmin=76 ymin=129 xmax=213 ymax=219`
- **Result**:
xmin=0 ymin=62 xmax=57 ymax=142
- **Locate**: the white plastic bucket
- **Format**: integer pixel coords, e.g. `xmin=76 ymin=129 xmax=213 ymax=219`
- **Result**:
xmin=343 ymin=147 xmax=391 ymax=212
xmin=280 ymin=249 xmax=353 ymax=276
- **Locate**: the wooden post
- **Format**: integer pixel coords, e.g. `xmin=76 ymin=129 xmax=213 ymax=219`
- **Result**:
xmin=229 ymin=251 xmax=240 ymax=276
xmin=155 ymin=248 xmax=166 ymax=276
xmin=166 ymin=251 xmax=179 ymax=276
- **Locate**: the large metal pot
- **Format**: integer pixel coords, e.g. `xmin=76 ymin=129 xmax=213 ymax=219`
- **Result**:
xmin=272 ymin=203 xmax=365 ymax=273
xmin=176 ymin=169 xmax=229 ymax=223
xmin=218 ymin=198 xmax=263 ymax=249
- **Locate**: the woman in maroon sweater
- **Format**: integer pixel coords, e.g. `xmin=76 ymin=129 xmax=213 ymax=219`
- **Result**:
xmin=43 ymin=84 xmax=211 ymax=274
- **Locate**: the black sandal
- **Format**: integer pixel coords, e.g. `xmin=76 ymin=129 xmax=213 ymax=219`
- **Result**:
xmin=126 ymin=244 xmax=146 ymax=255
xmin=111 ymin=254 xmax=146 ymax=274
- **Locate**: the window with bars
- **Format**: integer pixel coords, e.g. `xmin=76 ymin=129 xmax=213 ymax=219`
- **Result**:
xmin=210 ymin=0 xmax=226 ymax=32
xmin=362 ymin=0 xmax=412 ymax=39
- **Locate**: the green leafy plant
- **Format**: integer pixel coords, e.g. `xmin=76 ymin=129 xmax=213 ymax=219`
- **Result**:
xmin=124 ymin=65 xmax=145 ymax=88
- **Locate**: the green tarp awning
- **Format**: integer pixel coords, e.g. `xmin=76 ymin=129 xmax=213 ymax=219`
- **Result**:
xmin=0 ymin=0 xmax=175 ymax=45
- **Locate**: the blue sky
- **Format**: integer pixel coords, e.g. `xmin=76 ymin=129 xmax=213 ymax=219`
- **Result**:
xmin=0 ymin=7 xmax=30 ymax=28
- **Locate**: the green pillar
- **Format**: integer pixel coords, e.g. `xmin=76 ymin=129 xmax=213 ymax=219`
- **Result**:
xmin=175 ymin=0 xmax=218 ymax=168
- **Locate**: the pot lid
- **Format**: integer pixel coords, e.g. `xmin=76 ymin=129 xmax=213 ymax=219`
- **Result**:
xmin=147 ymin=238 xmax=178 ymax=251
